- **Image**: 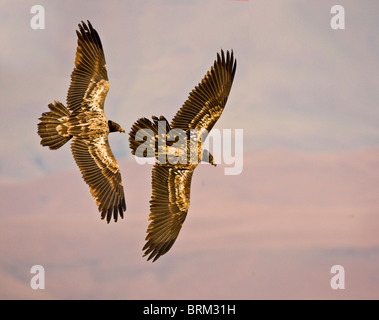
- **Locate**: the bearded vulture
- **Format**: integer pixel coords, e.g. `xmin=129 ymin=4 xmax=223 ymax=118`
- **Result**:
xmin=37 ymin=21 xmax=126 ymax=223
xmin=129 ymin=50 xmax=237 ymax=261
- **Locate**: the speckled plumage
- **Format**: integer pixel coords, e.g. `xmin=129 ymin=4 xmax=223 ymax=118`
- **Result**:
xmin=129 ymin=50 xmax=237 ymax=261
xmin=37 ymin=21 xmax=126 ymax=223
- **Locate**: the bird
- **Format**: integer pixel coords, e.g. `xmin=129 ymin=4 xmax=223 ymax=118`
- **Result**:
xmin=37 ymin=21 xmax=126 ymax=223
xmin=129 ymin=50 xmax=237 ymax=261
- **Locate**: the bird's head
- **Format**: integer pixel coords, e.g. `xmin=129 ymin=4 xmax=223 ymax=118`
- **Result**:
xmin=108 ymin=120 xmax=125 ymax=133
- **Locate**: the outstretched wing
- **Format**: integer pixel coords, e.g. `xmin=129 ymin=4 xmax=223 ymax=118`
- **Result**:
xmin=171 ymin=50 xmax=237 ymax=137
xmin=71 ymin=136 xmax=126 ymax=223
xmin=143 ymin=164 xmax=194 ymax=262
xmin=66 ymin=20 xmax=109 ymax=115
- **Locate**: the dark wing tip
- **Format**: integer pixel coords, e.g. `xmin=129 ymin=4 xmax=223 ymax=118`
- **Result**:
xmin=76 ymin=20 xmax=103 ymax=50
xmin=101 ymin=199 xmax=126 ymax=224
xmin=87 ymin=20 xmax=93 ymax=30
xmin=142 ymin=236 xmax=162 ymax=262
xmin=217 ymin=48 xmax=236 ymax=64
xmin=143 ymin=249 xmax=160 ymax=263
xmin=143 ymin=239 xmax=176 ymax=262
xmin=216 ymin=49 xmax=237 ymax=81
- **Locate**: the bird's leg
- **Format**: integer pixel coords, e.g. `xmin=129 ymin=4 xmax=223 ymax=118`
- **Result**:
xmin=202 ymin=149 xmax=217 ymax=167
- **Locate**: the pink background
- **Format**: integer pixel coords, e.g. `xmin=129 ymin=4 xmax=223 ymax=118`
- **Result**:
xmin=0 ymin=0 xmax=378 ymax=299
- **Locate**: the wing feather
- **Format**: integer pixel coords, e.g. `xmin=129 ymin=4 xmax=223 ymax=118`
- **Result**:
xmin=171 ymin=49 xmax=237 ymax=136
xmin=66 ymin=21 xmax=109 ymax=115
xmin=143 ymin=164 xmax=194 ymax=262
xmin=71 ymin=136 xmax=126 ymax=223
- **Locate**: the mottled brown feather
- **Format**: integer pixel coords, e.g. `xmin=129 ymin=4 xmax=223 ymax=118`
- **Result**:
xmin=71 ymin=137 xmax=125 ymax=223
xmin=143 ymin=164 xmax=194 ymax=262
xmin=67 ymin=20 xmax=108 ymax=115
xmin=38 ymin=21 xmax=126 ymax=223
xmin=171 ymin=49 xmax=236 ymax=136
xmin=140 ymin=50 xmax=236 ymax=262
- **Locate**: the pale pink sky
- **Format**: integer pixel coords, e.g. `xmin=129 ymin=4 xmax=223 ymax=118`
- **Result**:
xmin=0 ymin=0 xmax=378 ymax=300
xmin=1 ymin=149 xmax=379 ymax=299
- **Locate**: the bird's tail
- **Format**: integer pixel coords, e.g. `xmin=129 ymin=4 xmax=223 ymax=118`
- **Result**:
xmin=37 ymin=101 xmax=72 ymax=150
xmin=129 ymin=116 xmax=171 ymax=158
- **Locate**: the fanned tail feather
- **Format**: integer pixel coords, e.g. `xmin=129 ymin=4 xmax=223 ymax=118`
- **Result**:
xmin=128 ymin=115 xmax=171 ymax=158
xmin=38 ymin=101 xmax=72 ymax=150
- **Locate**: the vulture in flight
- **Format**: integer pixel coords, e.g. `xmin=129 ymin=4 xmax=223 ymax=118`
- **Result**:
xmin=129 ymin=50 xmax=237 ymax=261
xmin=37 ymin=21 xmax=126 ymax=223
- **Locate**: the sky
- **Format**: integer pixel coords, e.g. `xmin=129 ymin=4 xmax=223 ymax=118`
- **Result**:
xmin=0 ymin=0 xmax=378 ymax=300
